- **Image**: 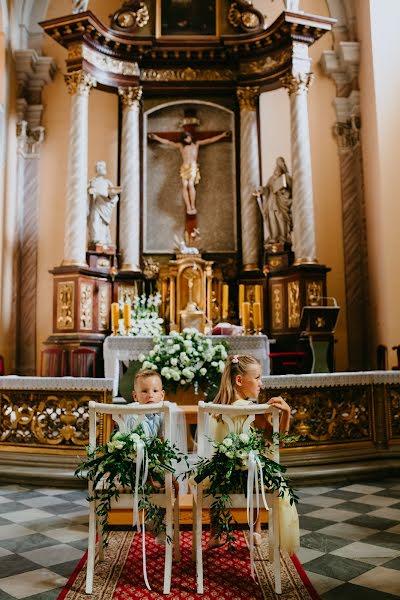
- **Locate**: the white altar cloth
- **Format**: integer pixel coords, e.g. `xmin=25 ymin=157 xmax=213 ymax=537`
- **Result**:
xmin=104 ymin=335 xmax=273 ymax=397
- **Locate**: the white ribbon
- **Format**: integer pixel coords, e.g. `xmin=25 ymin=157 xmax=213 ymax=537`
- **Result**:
xmin=246 ymin=450 xmax=269 ymax=578
xmin=132 ymin=439 xmax=151 ymax=591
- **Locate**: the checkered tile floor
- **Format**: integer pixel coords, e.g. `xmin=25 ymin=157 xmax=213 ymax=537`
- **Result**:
xmin=0 ymin=478 xmax=398 ymax=599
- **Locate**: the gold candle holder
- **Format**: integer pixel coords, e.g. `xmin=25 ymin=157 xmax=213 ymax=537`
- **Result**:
xmin=242 ymin=301 xmax=250 ymax=334
xmin=111 ymin=302 xmax=120 ymax=335
xmin=222 ymin=284 xmax=229 ymax=320
xmin=123 ymin=302 xmax=132 ymax=334
xmin=253 ymin=301 xmax=262 ymax=334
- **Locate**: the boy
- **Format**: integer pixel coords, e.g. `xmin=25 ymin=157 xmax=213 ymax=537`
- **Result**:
xmin=125 ymin=369 xmax=165 ymax=437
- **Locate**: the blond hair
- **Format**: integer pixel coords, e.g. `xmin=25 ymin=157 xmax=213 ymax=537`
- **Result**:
xmin=134 ymin=368 xmax=163 ymax=389
xmin=213 ymin=355 xmax=260 ymax=405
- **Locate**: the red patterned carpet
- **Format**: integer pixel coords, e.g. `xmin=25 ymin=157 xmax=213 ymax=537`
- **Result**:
xmin=58 ymin=531 xmax=320 ymax=600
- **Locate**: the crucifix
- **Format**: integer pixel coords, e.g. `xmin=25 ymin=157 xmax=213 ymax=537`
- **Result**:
xmin=148 ymin=108 xmax=231 ymax=235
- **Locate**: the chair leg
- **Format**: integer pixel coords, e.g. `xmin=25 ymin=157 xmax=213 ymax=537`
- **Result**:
xmin=173 ymin=494 xmax=181 ymax=562
xmin=97 ymin=510 xmax=104 ymax=562
xmin=163 ymin=502 xmax=173 ymax=595
xmin=196 ymin=486 xmax=204 ymax=595
xmin=85 ymin=502 xmax=97 ymax=594
xmin=191 ymin=490 xmax=197 ymax=563
xmin=272 ymin=496 xmax=282 ymax=595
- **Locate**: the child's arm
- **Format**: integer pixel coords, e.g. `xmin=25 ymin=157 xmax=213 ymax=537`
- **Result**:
xmin=254 ymin=396 xmax=291 ymax=435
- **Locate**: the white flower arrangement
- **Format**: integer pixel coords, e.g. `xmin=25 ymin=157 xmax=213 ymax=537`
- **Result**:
xmin=119 ymin=292 xmax=164 ymax=337
xmin=138 ymin=328 xmax=228 ymax=395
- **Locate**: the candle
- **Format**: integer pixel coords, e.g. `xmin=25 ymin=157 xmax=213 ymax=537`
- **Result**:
xmin=170 ymin=278 xmax=175 ymax=325
xmin=253 ymin=302 xmax=262 ymax=331
xmin=207 ymin=279 xmax=212 ymax=322
xmin=222 ymin=284 xmax=229 ymax=320
xmin=123 ymin=303 xmax=131 ymax=331
xmin=255 ymin=285 xmax=262 ymax=305
xmin=242 ymin=301 xmax=250 ymax=331
xmin=111 ymin=302 xmax=120 ymax=333
xmin=239 ymin=284 xmax=245 ymax=318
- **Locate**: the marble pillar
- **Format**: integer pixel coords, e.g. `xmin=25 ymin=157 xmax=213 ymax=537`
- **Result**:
xmin=63 ymin=70 xmax=96 ymax=266
xmin=118 ymin=86 xmax=142 ymax=273
xmin=237 ymin=86 xmax=261 ymax=271
xmin=282 ymin=44 xmax=317 ymax=264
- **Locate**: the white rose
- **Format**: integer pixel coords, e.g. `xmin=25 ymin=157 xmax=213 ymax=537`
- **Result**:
xmin=237 ymin=449 xmax=248 ymax=460
xmin=225 ymin=451 xmax=234 ymax=459
xmin=167 ymin=339 xmax=174 ymax=345
xmin=223 ymin=437 xmax=233 ymax=447
xmin=113 ymin=439 xmax=125 ymax=450
xmin=239 ymin=433 xmax=249 ymax=444
xmin=219 ymin=444 xmax=227 ymax=453
xmin=107 ymin=441 xmax=115 ymax=452
xmin=200 ymin=368 xmax=207 ymax=376
xmin=138 ymin=353 xmax=146 ymax=362
xmin=129 ymin=433 xmax=140 ymax=442
xmin=171 ymin=358 xmax=178 ymax=366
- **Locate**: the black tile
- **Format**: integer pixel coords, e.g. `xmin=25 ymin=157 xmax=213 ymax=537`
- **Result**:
xmin=0 ymin=492 xmax=46 ymax=501
xmin=0 ymin=555 xmax=40 ymax=579
xmin=41 ymin=502 xmax=87 ymax=516
xmin=304 ymin=554 xmax=371 ymax=581
xmin=53 ymin=491 xmax=86 ymax=502
xmin=320 ymin=489 xmax=364 ymax=501
xmin=0 ymin=533 xmax=59 ymax=554
xmin=68 ymin=538 xmax=88 ymax=552
xmin=0 ymin=502 xmax=32 ymax=514
xmin=391 ymin=502 xmax=400 ymax=510
xmin=0 ymin=518 xmax=13 ymax=527
xmin=301 ymin=531 xmax=349 ymax=553
xmin=299 ymin=515 xmax=336 ymax=531
xmin=346 ymin=514 xmax=398 ymax=531
xmin=321 ymin=582 xmax=400 ymax=600
xmin=21 ymin=589 xmax=62 ymax=600
xmin=50 ymin=558 xmax=82 ymax=578
xmin=384 ymin=556 xmax=400 ymax=570
xmin=362 ymin=532 xmax=400 ymax=551
xmin=23 ymin=517 xmax=71 ymax=532
xmin=0 ymin=589 xmax=17 ymax=600
xmin=296 ymin=503 xmax=321 ymax=516
xmin=335 ymin=501 xmax=379 ymax=514
xmin=375 ymin=489 xmax=400 ymax=499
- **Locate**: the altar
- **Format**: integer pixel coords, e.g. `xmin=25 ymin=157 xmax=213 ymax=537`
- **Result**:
xmin=104 ymin=334 xmax=273 ymax=398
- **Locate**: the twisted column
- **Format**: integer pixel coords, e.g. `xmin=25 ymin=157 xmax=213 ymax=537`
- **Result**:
xmin=118 ymin=86 xmax=142 ymax=272
xmin=237 ymin=86 xmax=261 ymax=270
xmin=63 ymin=71 xmax=96 ymax=266
xmin=282 ymin=71 xmax=317 ymax=263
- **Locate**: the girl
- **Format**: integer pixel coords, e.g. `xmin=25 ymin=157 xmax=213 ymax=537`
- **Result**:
xmin=207 ymin=354 xmax=299 ymax=553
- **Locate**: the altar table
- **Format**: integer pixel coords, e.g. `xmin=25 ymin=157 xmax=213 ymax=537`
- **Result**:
xmin=103 ymin=335 xmax=273 ymax=397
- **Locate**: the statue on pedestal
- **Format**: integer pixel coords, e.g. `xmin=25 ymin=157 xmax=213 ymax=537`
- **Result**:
xmin=72 ymin=0 xmax=89 ymax=13
xmin=87 ymin=161 xmax=121 ymax=249
xmin=255 ymin=157 xmax=293 ymax=248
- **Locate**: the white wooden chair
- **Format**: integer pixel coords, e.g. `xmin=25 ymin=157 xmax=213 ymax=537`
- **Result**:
xmin=192 ymin=401 xmax=282 ymax=595
xmin=85 ymin=400 xmax=180 ymax=595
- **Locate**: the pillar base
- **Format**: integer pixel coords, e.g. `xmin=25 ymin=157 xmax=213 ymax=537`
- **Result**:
xmin=61 ymin=259 xmax=88 ymax=268
xmin=293 ymin=257 xmax=318 ymax=266
xmin=120 ymin=263 xmax=141 ymax=274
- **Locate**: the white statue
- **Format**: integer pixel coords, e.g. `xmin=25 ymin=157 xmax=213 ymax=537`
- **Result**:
xmin=174 ymin=234 xmax=199 ymax=255
xmin=72 ymin=0 xmax=89 ymax=13
xmin=255 ymin=157 xmax=293 ymax=247
xmin=87 ymin=161 xmax=120 ymax=248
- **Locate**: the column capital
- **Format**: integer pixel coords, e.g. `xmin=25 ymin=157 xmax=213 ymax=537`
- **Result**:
xmin=64 ymin=70 xmax=97 ymax=96
xmin=236 ymin=86 xmax=260 ymax=111
xmin=334 ymin=117 xmax=361 ymax=151
xmin=17 ymin=120 xmax=45 ymax=155
xmin=281 ymin=72 xmax=313 ymax=95
xmin=118 ymin=86 xmax=143 ymax=109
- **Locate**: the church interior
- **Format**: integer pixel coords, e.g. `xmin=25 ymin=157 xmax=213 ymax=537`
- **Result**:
xmin=0 ymin=1 xmax=399 ymax=599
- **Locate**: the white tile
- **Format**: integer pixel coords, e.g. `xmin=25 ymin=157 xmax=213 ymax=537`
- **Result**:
xmin=317 ymin=522 xmax=378 ymax=541
xmin=35 ymin=488 xmax=75 ymax=496
xmin=2 ymin=508 xmax=54 ymax=523
xmin=21 ymin=543 xmax=84 ymax=567
xmin=304 ymin=507 xmax=359 ymax=522
xmin=296 ymin=547 xmax=324 ymax=564
xmin=19 ymin=496 xmax=69 ymax=509
xmin=352 ymin=494 xmax=399 ymax=507
xmin=0 ymin=568 xmax=67 ymax=599
xmin=0 ymin=485 xmax=30 ymax=494
xmin=298 ymin=486 xmax=335 ymax=496
xmin=61 ymin=509 xmax=89 ymax=521
xmin=350 ymin=566 xmax=400 ymax=596
xmin=72 ymin=498 xmax=89 ymax=507
xmin=368 ymin=507 xmax=400 ymax=521
xmin=340 ymin=484 xmax=384 ymax=494
xmin=45 ymin=524 xmax=88 ymax=543
xmin=332 ymin=541 xmax=400 ymax=566
xmin=298 ymin=496 xmax=345 ymax=508
xmin=0 ymin=524 xmax=36 ymax=541
xmin=304 ymin=571 xmax=343 ymax=595
xmin=387 ymin=524 xmax=400 ymax=535
xmin=0 ymin=496 xmax=14 ymax=505
xmin=390 ymin=484 xmax=400 ymax=491
xmin=299 ymin=529 xmax=311 ymax=537
xmin=0 ymin=547 xmax=12 ymax=557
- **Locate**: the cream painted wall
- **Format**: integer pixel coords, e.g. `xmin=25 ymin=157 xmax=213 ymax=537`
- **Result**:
xmin=356 ymin=0 xmax=400 ymax=365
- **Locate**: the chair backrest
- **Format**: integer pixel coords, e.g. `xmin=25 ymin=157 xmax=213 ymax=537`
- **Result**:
xmin=197 ymin=401 xmax=280 ymax=464
xmin=0 ymin=355 xmax=4 ymax=376
xmin=40 ymin=347 xmax=66 ymax=377
xmin=70 ymin=347 xmax=97 ymax=377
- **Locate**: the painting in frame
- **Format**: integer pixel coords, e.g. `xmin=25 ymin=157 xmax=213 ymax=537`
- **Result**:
xmin=156 ymin=0 xmax=219 ymax=38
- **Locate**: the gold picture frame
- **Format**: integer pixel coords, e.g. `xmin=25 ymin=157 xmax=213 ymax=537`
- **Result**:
xmin=156 ymin=0 xmax=220 ymax=39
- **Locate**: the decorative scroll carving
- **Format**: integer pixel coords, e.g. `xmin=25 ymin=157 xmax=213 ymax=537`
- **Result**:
xmin=388 ymin=387 xmax=400 ymax=439
xmin=83 ymin=46 xmax=140 ymax=77
xmin=334 ymin=117 xmax=361 ymax=151
xmin=271 ymin=284 xmax=283 ymax=330
xmin=98 ymin=285 xmax=110 ymax=331
xmin=307 ymin=281 xmax=322 ymax=306
xmin=118 ymin=85 xmax=142 ymax=108
xmin=288 ymin=280 xmax=300 ymax=328
xmin=141 ymin=67 xmax=234 ymax=82
xmin=228 ymin=1 xmax=265 ymax=33
xmin=110 ymin=1 xmax=149 ymax=32
xmin=236 ymin=86 xmax=260 ymax=111
xmin=281 ymin=72 xmax=314 ymax=95
xmin=57 ymin=282 xmax=74 ymax=330
xmin=64 ymin=70 xmax=96 ymax=96
xmin=0 ymin=390 xmax=109 ymax=448
xmin=118 ymin=284 xmax=137 ymax=305
xmin=240 ymin=48 xmax=292 ymax=75
xmin=80 ymin=283 xmax=93 ymax=329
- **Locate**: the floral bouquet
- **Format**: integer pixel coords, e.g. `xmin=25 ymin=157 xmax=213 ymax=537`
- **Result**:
xmin=119 ymin=292 xmax=163 ymax=337
xmin=193 ymin=429 xmax=298 ymax=547
xmin=138 ymin=328 xmax=228 ymax=395
xmin=75 ymin=425 xmax=187 ymax=544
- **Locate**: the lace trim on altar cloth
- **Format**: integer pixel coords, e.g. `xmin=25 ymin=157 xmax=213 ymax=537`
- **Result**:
xmin=262 ymin=370 xmax=400 ymax=389
xmin=0 ymin=376 xmax=114 ymax=391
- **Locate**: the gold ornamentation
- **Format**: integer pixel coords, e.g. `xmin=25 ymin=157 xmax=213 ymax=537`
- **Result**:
xmin=307 ymin=281 xmax=322 ymax=306
xmin=83 ymin=46 xmax=140 ymax=76
xmin=118 ymin=86 xmax=143 ymax=108
xmin=281 ymin=72 xmax=314 ymax=95
xmin=271 ymin=284 xmax=283 ymax=330
xmin=388 ymin=387 xmax=400 ymax=439
xmin=80 ymin=283 xmax=93 ymax=330
xmin=288 ymin=280 xmax=300 ymax=328
xmin=117 ymin=3 xmax=149 ymax=29
xmin=57 ymin=282 xmax=74 ymax=330
xmin=240 ymin=47 xmax=292 ymax=75
xmin=118 ymin=285 xmax=137 ymax=305
xmin=64 ymin=70 xmax=97 ymax=96
xmin=67 ymin=43 xmax=83 ymax=61
xmin=98 ymin=285 xmax=110 ymax=331
xmin=228 ymin=1 xmax=264 ymax=32
xmin=236 ymin=86 xmax=260 ymax=111
xmin=141 ymin=67 xmax=234 ymax=82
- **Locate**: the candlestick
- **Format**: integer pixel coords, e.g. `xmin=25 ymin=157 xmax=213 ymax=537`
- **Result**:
xmin=222 ymin=284 xmax=229 ymax=320
xmin=111 ymin=302 xmax=120 ymax=335
xmin=254 ymin=285 xmax=262 ymax=305
xmin=239 ymin=284 xmax=245 ymax=318
xmin=253 ymin=301 xmax=262 ymax=333
xmin=123 ymin=303 xmax=131 ymax=332
xmin=242 ymin=301 xmax=250 ymax=333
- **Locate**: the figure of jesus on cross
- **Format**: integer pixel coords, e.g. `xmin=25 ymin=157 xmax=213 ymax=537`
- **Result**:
xmin=148 ymin=118 xmax=231 ymax=215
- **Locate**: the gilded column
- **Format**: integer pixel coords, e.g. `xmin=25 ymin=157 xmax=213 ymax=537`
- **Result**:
xmin=63 ymin=70 xmax=96 ymax=266
xmin=237 ymin=86 xmax=261 ymax=271
xmin=118 ymin=86 xmax=142 ymax=272
xmin=282 ymin=45 xmax=316 ymax=263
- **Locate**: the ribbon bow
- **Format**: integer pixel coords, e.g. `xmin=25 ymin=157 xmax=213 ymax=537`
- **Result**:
xmin=246 ymin=450 xmax=270 ymax=578
xmin=132 ymin=439 xmax=151 ymax=590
